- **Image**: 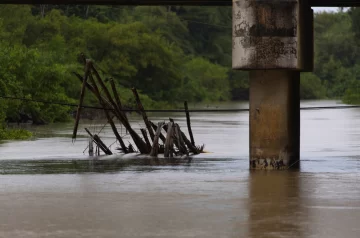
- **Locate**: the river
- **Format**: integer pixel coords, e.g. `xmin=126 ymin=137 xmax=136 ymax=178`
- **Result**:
xmin=0 ymin=100 xmax=359 ymax=238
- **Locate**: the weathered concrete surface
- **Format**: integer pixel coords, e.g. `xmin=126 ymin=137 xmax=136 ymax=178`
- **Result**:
xmin=249 ymin=70 xmax=300 ymax=169
xmin=232 ymin=0 xmax=299 ymax=70
xmin=232 ymin=0 xmax=314 ymax=71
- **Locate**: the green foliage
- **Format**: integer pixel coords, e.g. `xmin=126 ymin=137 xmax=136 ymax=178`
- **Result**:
xmin=1 ymin=5 xmax=360 ymax=133
xmin=313 ymin=10 xmax=360 ymax=102
xmin=0 ymin=43 xmax=76 ymax=124
xmin=300 ymin=73 xmax=326 ymax=100
xmin=178 ymin=57 xmax=230 ymax=102
xmin=0 ymin=128 xmax=33 ymax=140
xmin=343 ymin=80 xmax=360 ymax=104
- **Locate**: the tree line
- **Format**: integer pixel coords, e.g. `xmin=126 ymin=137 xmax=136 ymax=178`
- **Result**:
xmin=0 ymin=5 xmax=360 ymax=129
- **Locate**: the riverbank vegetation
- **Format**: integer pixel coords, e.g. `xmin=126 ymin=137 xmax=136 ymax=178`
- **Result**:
xmin=0 ymin=128 xmax=33 ymax=140
xmin=0 ymin=5 xmax=360 ymax=129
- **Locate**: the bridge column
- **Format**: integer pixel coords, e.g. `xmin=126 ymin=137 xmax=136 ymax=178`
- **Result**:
xmin=249 ymin=70 xmax=300 ymax=169
xmin=232 ymin=0 xmax=313 ymax=169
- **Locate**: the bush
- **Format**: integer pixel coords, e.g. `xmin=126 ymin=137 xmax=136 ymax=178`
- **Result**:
xmin=0 ymin=128 xmax=33 ymax=140
xmin=343 ymin=80 xmax=360 ymax=104
xmin=300 ymin=73 xmax=327 ymax=99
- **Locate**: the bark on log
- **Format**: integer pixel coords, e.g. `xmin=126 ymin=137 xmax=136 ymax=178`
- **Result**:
xmin=87 ymin=73 xmax=128 ymax=153
xmin=128 ymin=143 xmax=135 ymax=153
xmin=94 ymin=134 xmax=112 ymax=155
xmin=85 ymin=128 xmax=112 ymax=155
xmin=184 ymin=101 xmax=195 ymax=146
xmin=90 ymin=64 xmax=121 ymax=114
xmin=88 ymin=137 xmax=94 ymax=156
xmin=90 ymin=68 xmax=148 ymax=154
xmin=72 ymin=60 xmax=91 ymax=141
xmin=150 ymin=122 xmax=165 ymax=157
xmin=151 ymin=121 xmax=166 ymax=144
xmin=164 ymin=122 xmax=174 ymax=158
xmin=140 ymin=128 xmax=151 ymax=152
xmin=164 ymin=123 xmax=199 ymax=155
xmin=180 ymin=129 xmax=199 ymax=155
xmin=174 ymin=124 xmax=182 ymax=154
xmin=73 ymin=72 xmax=148 ymax=154
xmin=163 ymin=122 xmax=181 ymax=153
xmin=109 ymin=78 xmax=128 ymax=122
xmin=175 ymin=123 xmax=188 ymax=156
xmin=132 ymin=88 xmax=155 ymax=141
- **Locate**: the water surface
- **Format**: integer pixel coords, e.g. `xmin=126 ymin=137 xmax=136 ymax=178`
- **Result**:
xmin=0 ymin=100 xmax=359 ymax=238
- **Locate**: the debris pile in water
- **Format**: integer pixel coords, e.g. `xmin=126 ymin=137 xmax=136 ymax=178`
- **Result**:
xmin=72 ymin=55 xmax=204 ymax=157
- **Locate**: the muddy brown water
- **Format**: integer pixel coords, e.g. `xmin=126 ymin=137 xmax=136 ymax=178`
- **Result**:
xmin=0 ymin=100 xmax=359 ymax=238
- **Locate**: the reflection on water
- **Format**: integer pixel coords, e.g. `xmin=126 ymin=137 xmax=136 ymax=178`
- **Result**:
xmin=0 ymin=100 xmax=359 ymax=238
xmin=249 ymin=171 xmax=303 ymax=238
xmin=0 ymin=157 xmax=199 ymax=174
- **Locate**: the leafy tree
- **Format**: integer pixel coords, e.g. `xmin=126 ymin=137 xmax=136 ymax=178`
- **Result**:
xmin=300 ymin=73 xmax=327 ymax=99
xmin=178 ymin=57 xmax=230 ymax=102
xmin=2 ymin=4 xmax=360 ymax=131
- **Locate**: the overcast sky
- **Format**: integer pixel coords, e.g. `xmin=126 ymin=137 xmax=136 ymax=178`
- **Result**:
xmin=312 ymin=7 xmax=339 ymax=12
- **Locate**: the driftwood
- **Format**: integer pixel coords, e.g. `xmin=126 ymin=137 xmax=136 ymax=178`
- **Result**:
xmin=164 ymin=122 xmax=199 ymax=155
xmin=73 ymin=57 xmax=204 ymax=157
xmin=163 ymin=122 xmax=181 ymax=153
xmin=89 ymin=64 xmax=148 ymax=153
xmin=110 ymin=78 xmax=128 ymax=122
xmin=140 ymin=128 xmax=151 ymax=152
xmin=85 ymin=128 xmax=112 ymax=155
xmin=175 ymin=123 xmax=188 ymax=156
xmin=91 ymin=64 xmax=120 ymax=114
xmin=150 ymin=122 xmax=165 ymax=156
xmin=180 ymin=130 xmax=199 ymax=155
xmin=94 ymin=134 xmax=112 ymax=155
xmin=128 ymin=143 xmax=135 ymax=153
xmin=132 ymin=88 xmax=155 ymax=141
xmin=73 ymin=70 xmax=148 ymax=154
xmin=88 ymin=137 xmax=94 ymax=156
xmin=87 ymin=72 xmax=128 ymax=153
xmin=151 ymin=121 xmax=166 ymax=144
xmin=184 ymin=101 xmax=195 ymax=146
xmin=72 ymin=60 xmax=91 ymax=141
xmin=164 ymin=122 xmax=174 ymax=158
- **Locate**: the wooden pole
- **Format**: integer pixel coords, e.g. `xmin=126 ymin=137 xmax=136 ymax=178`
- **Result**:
xmin=184 ymin=101 xmax=195 ymax=146
xmin=128 ymin=143 xmax=135 ymax=153
xmin=140 ymin=128 xmax=151 ymax=152
xmin=132 ymin=88 xmax=155 ymax=141
xmin=174 ymin=124 xmax=182 ymax=154
xmin=85 ymin=128 xmax=112 ymax=155
xmin=90 ymin=64 xmax=121 ymax=114
xmin=163 ymin=122 xmax=182 ymax=153
xmin=88 ymin=137 xmax=94 ymax=156
xmin=150 ymin=122 xmax=165 ymax=156
xmin=175 ymin=123 xmax=188 ymax=156
xmin=89 ymin=67 xmax=148 ymax=154
xmin=94 ymin=134 xmax=112 ymax=155
xmin=73 ymin=71 xmax=148 ymax=153
xmin=72 ymin=59 xmax=91 ymax=142
xmin=84 ymin=128 xmax=101 ymax=150
xmin=87 ymin=73 xmax=128 ymax=153
xmin=167 ymin=118 xmax=198 ymax=154
xmin=109 ymin=78 xmax=128 ymax=122
xmin=151 ymin=121 xmax=166 ymax=144
xmin=164 ymin=122 xmax=174 ymax=158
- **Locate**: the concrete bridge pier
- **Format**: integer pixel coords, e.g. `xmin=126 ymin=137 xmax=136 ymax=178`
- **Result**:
xmin=249 ymin=70 xmax=300 ymax=169
xmin=232 ymin=0 xmax=313 ymax=169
